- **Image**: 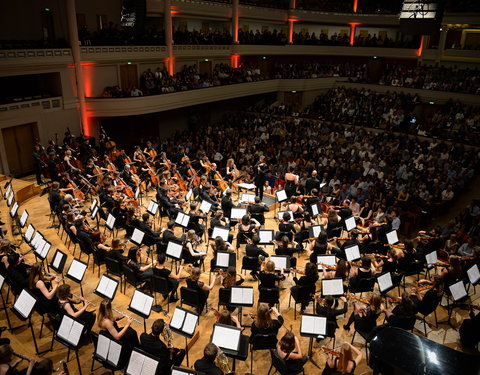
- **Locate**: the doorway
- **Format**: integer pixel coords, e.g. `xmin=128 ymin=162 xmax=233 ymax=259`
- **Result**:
xmin=119 ymin=64 xmax=139 ymax=91
xmin=1 ymin=123 xmax=38 ymax=177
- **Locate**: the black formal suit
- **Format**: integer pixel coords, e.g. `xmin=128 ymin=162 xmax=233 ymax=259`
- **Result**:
xmin=140 ymin=332 xmax=185 ymax=375
xmin=194 ymin=357 xmax=223 ymax=375
xmin=304 ymin=177 xmax=320 ymax=195
xmin=254 ymin=161 xmax=268 ymax=201
xmin=137 ymin=221 xmax=161 ymax=245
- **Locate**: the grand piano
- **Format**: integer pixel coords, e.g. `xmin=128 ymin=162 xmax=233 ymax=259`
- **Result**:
xmin=369 ymin=327 xmax=480 ymax=375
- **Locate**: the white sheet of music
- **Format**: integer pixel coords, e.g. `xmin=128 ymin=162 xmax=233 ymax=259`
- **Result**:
xmin=237 ymin=183 xmax=256 ymax=190
xmin=130 ymin=290 xmax=153 ymax=316
xmin=216 ymin=252 xmax=230 ymax=268
xmin=126 ymin=350 xmax=144 ymax=375
xmin=25 ymin=224 xmax=35 ymax=242
xmin=231 ymin=207 xmax=246 ymax=219
xmin=320 ymin=183 xmax=326 ymax=188
xmin=108 ymin=340 xmax=122 ymax=365
xmin=131 ymin=228 xmax=145 ymax=245
xmin=450 ymin=281 xmax=467 ymax=301
xmin=142 ymin=356 xmax=158 ymax=375
xmin=57 ymin=315 xmax=74 ymax=343
xmin=259 ymin=230 xmax=273 ymax=244
xmin=31 ymin=233 xmax=43 ymax=250
xmin=183 ymin=313 xmax=197 ymax=335
xmin=0 ymin=274 xmax=4 ymax=289
xmin=135 ymin=187 xmax=140 ymax=200
xmin=345 ymin=245 xmax=360 ymax=262
xmin=185 ymin=189 xmax=193 ymax=201
xmin=106 ymin=214 xmax=116 ymax=230
xmin=35 ymin=237 xmax=46 ymax=252
xmin=67 ymin=260 xmax=87 ymax=282
xmin=276 ymin=190 xmax=287 ymax=202
xmin=147 ymin=200 xmax=159 ymax=216
xmin=467 ymin=264 xmax=480 ymax=285
xmin=386 ymin=230 xmax=399 ymax=245
xmin=19 ymin=210 xmax=28 ymax=227
xmin=212 ymin=227 xmax=229 ymax=242
xmin=10 ymin=202 xmax=18 ymax=217
xmin=7 ymin=192 xmax=14 ymax=206
xmin=175 ymin=212 xmax=190 ymax=227
xmin=425 ymin=251 xmax=438 ymax=265
xmin=90 ymin=199 xmax=97 ymax=212
xmin=14 ymin=290 xmax=36 ymax=318
xmin=301 ymin=315 xmax=327 ymax=336
xmin=96 ymin=334 xmax=109 ymax=360
xmin=278 ymin=210 xmax=294 ymax=221
xmin=270 ymin=256 xmax=287 ymax=271
xmin=317 ymin=255 xmax=336 ymax=271
xmin=52 ymin=251 xmax=64 ymax=269
xmin=240 ymin=193 xmax=256 ymax=203
xmin=91 ymin=206 xmax=98 ymax=219
xmin=231 ymin=287 xmax=253 ymax=305
xmin=311 ymin=204 xmax=319 ymax=216
xmin=199 ymin=200 xmax=212 ymax=214
xmin=170 ymin=308 xmax=186 ymax=331
xmin=212 ymin=325 xmax=240 ymax=351
xmin=39 ymin=241 xmax=51 ymax=258
xmin=4 ymin=185 xmax=11 ymax=200
xmin=345 ymin=216 xmax=356 ymax=231
xmin=166 ymin=242 xmax=183 ymax=259
xmin=377 ymin=272 xmax=393 ymax=293
xmin=96 ymin=276 xmax=118 ymax=299
xmin=322 ymin=279 xmax=344 ymax=296
xmin=311 ymin=225 xmax=322 ymax=238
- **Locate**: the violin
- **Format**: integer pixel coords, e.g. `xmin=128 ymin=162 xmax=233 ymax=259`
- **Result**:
xmin=365 ymin=253 xmax=389 ymax=259
xmin=320 ymin=346 xmax=341 ymax=357
xmin=317 ymin=262 xmax=337 ymax=271
xmin=347 ymin=292 xmax=370 ymax=305
xmin=412 ymin=285 xmax=433 ymax=293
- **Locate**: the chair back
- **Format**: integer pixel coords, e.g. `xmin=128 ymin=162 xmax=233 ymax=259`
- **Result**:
xmin=352 ymin=277 xmax=376 ymax=293
xmin=418 ymin=294 xmax=441 ymax=316
xmin=122 ymin=263 xmax=138 ymax=285
xmin=105 ymin=257 xmax=123 ymax=277
xmin=242 ymin=256 xmax=260 ymax=271
xmin=78 ymin=237 xmax=94 ymax=255
xmin=218 ymin=287 xmax=231 ymax=307
xmin=180 ymin=287 xmax=201 ymax=309
xmin=250 ymin=212 xmax=265 ymax=226
xmin=295 ymin=284 xmax=315 ymax=303
xmin=270 ymin=349 xmax=289 ymax=375
xmin=259 ymin=287 xmax=280 ymax=305
xmin=152 ymin=275 xmax=170 ymax=295
xmin=251 ymin=333 xmax=277 ymax=350
xmin=47 ymin=312 xmax=62 ymax=332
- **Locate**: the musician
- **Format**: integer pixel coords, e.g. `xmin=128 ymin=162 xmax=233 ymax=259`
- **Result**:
xmin=186 ymin=267 xmax=216 ymax=314
xmin=2 ymin=251 xmax=28 ymax=296
xmin=344 ymin=293 xmax=384 ymax=340
xmin=309 ymin=232 xmax=334 ymax=263
xmin=153 ymin=253 xmax=182 ymax=303
xmin=214 ymin=309 xmax=241 ymax=328
xmin=199 ymin=184 xmax=220 ymax=211
xmin=75 ymin=220 xmax=94 ymax=254
xmin=126 ymin=246 xmax=155 ymax=284
xmin=348 ymin=256 xmax=375 ymax=291
xmin=250 ymin=305 xmax=284 ymax=341
xmin=334 ymin=230 xmax=363 ymax=260
xmin=358 ymin=200 xmax=373 ymax=226
xmin=291 ymin=262 xmax=319 ymax=313
xmin=156 ymin=187 xmax=181 ymax=218
xmin=245 ymin=234 xmax=269 ymax=280
xmin=284 ymin=167 xmax=299 ymax=198
xmin=373 ymin=248 xmax=398 ymax=274
xmin=384 ymin=292 xmax=417 ymax=330
xmin=238 ymin=215 xmax=260 ymax=241
xmin=33 ymin=145 xmax=45 ymax=185
xmin=210 ymin=236 xmax=235 ymax=270
xmin=140 ymin=319 xmax=186 ymax=375
xmin=254 ymin=155 xmax=268 ymax=201
xmin=222 ymin=266 xmax=245 ymax=311
xmin=63 ymin=150 xmax=78 ymax=172
xmin=274 ymin=236 xmax=297 ymax=269
xmin=207 ymin=163 xmax=221 ymax=189
xmin=247 ymin=196 xmax=269 ymax=226
xmin=220 ymin=190 xmax=235 ymax=222
xmin=188 ymin=203 xmax=206 ymax=237
xmin=326 ymin=209 xmax=343 ymax=239
xmin=162 ymin=220 xmax=186 ymax=245
xmin=316 ymin=295 xmax=348 ymax=337
xmin=138 ymin=213 xmax=162 ymax=245
xmin=322 ymin=342 xmax=363 ymax=375
xmin=194 ymin=343 xmax=223 ymax=375
xmin=225 ymin=158 xmax=237 ymax=182
xmin=200 ymin=154 xmax=212 ymax=175
xmin=144 ymin=141 xmax=157 ymax=161
xmin=0 ymin=344 xmax=36 ymax=375
xmin=276 ymin=331 xmax=307 ymax=373
xmin=276 ymin=212 xmax=299 ymax=241
xmin=46 ymin=152 xmax=60 ymax=182
xmin=97 ymin=299 xmax=139 ymax=368
xmin=459 ymin=306 xmax=480 ymax=350
xmin=105 ymin=238 xmax=128 ymax=263
xmin=133 ymin=145 xmax=146 ymax=164
xmin=284 ymin=197 xmax=304 ymax=220
xmin=120 ymin=164 xmax=137 ymax=190
xmin=411 ymin=275 xmax=444 ymax=315
xmin=57 ymin=284 xmax=95 ymax=334
xmin=304 ymin=170 xmax=320 ymax=195
xmin=258 ymin=260 xmax=285 ymax=291
xmin=27 ymin=263 xmax=61 ymax=315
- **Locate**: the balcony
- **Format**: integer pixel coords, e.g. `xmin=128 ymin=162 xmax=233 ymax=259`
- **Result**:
xmin=0 ymin=49 xmax=72 ymax=68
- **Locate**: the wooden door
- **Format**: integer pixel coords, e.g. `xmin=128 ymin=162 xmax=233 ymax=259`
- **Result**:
xmin=119 ymin=64 xmax=139 ymax=91
xmin=199 ymin=61 xmax=212 ymax=76
xmin=1 ymin=123 xmax=38 ymax=177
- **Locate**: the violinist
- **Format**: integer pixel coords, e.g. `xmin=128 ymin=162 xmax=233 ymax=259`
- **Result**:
xmin=291 ymin=262 xmax=319 ymax=313
xmin=276 ymin=331 xmax=307 ymax=374
xmin=162 ymin=220 xmax=186 ymax=245
xmin=188 ymin=203 xmax=206 ymax=237
xmin=221 ymin=190 xmax=236 ymax=224
xmin=322 ymin=342 xmax=363 ymax=375
xmin=250 ymin=305 xmax=284 ymax=341
xmin=383 ymin=292 xmax=417 ymax=330
xmin=138 ymin=213 xmax=162 ymax=246
xmin=343 ymin=293 xmax=384 ymax=341
xmin=75 ymin=219 xmax=95 ymax=255
xmin=105 ymin=238 xmax=128 ymax=263
xmin=284 ymin=196 xmax=304 ymax=220
xmin=222 ymin=266 xmax=245 ymax=311
xmin=309 ymin=232 xmax=334 ymax=263
xmin=411 ymin=276 xmax=444 ymax=317
xmin=245 ymin=234 xmax=269 ymax=280
xmin=274 ymin=235 xmax=297 ymax=269
xmin=183 ymin=230 xmax=207 ymax=267
xmin=373 ymin=248 xmax=398 ymax=274
xmin=111 ymin=198 xmax=128 ymax=228
xmin=276 ymin=212 xmax=299 ymax=241
xmin=153 ymin=253 xmax=183 ymax=303
xmin=214 ymin=308 xmax=241 ymax=329
xmin=304 ymin=188 xmax=321 ymax=214
xmin=259 ymin=260 xmax=285 ymax=292
xmin=315 ymin=295 xmax=348 ymax=337
xmin=348 ymin=256 xmax=375 ymax=291
xmin=28 ymin=262 xmax=62 ymax=315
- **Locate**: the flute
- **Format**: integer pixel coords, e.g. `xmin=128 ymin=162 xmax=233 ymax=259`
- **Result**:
xmin=112 ymin=308 xmax=142 ymax=324
xmin=45 ymin=272 xmax=65 ymax=281
xmin=71 ymin=293 xmax=96 ymax=306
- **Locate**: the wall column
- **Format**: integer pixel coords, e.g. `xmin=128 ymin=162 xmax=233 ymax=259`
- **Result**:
xmin=66 ymin=0 xmax=89 ymax=136
xmin=232 ymin=0 xmax=239 ymax=43
xmin=164 ymin=0 xmax=175 ymax=74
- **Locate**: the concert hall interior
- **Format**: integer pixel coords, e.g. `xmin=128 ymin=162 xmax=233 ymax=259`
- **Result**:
xmin=1 ymin=0 xmax=480 ymax=374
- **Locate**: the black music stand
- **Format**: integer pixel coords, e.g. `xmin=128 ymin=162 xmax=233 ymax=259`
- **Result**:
xmin=128 ymin=289 xmax=154 ymax=333
xmin=65 ymin=259 xmax=88 ymax=297
xmin=50 ymin=249 xmax=68 ymax=276
xmin=55 ymin=315 xmax=85 ymax=375
xmin=229 ymin=286 xmax=254 ymax=325
xmin=300 ymin=314 xmax=327 ymax=369
xmin=169 ymin=306 xmax=199 ymax=366
xmin=93 ymin=332 xmax=123 ymax=372
xmin=94 ymin=274 xmax=119 ymax=300
xmin=0 ymin=274 xmax=14 ymax=332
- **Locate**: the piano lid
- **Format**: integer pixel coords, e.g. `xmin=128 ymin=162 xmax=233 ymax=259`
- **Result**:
xmin=369 ymin=327 xmax=480 ymax=375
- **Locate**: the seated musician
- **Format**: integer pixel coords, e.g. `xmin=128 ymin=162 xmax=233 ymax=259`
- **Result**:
xmin=383 ymin=292 xmax=417 ymax=330
xmin=156 ymin=187 xmax=180 ymax=218
xmin=238 ymin=215 xmax=261 ymax=243
xmin=220 ymin=190 xmax=236 ymax=224
xmin=322 ymin=342 xmax=363 ymax=375
xmin=162 ymin=220 xmax=186 ymax=246
xmin=250 ymin=304 xmax=283 ymax=342
xmin=137 ymin=213 xmax=162 ymax=245
xmin=274 ymin=236 xmax=298 ymax=269
xmin=57 ymin=284 xmax=95 ymax=335
xmin=210 ymin=236 xmax=235 ymax=270
xmin=373 ymin=248 xmax=399 ymax=275
xmin=120 ymin=164 xmax=136 ymax=190
xmin=315 ymin=295 xmax=348 ymax=336
xmin=259 ymin=260 xmax=285 ymax=291
xmin=186 ymin=267 xmax=216 ymax=313
xmin=200 ymin=184 xmax=220 ymax=211
xmin=194 ymin=343 xmax=224 ymax=375
xmin=105 ymin=238 xmax=128 ymax=263
xmin=291 ymin=262 xmax=319 ymax=313
xmin=276 ymin=212 xmax=299 ymax=241
xmin=210 ymin=211 xmax=233 ymax=243
xmin=74 ymin=219 xmax=94 ymax=254
xmin=344 ymin=293 xmax=384 ymax=341
xmin=411 ymin=275 xmax=444 ymax=315
xmin=245 ymin=234 xmax=269 ymax=280
xmin=326 ymin=209 xmax=343 ymax=239
xmin=247 ymin=196 xmax=269 ymax=226
xmin=183 ymin=230 xmax=206 ymax=267
xmin=284 ymin=196 xmax=304 ymax=220
xmin=126 ymin=246 xmax=155 ymax=285
xmin=348 ymin=256 xmax=375 ymax=291
xmin=333 ymin=230 xmax=363 ymax=260
xmin=0 ymin=344 xmax=36 ymax=375
xmin=276 ymin=331 xmax=307 ymax=373
xmin=222 ymin=266 xmax=245 ymax=311
xmin=111 ymin=199 xmax=128 ymax=228
xmin=309 ymin=232 xmax=332 ymax=263
xmin=214 ymin=309 xmax=241 ymax=329
xmin=2 ymin=251 xmax=28 ymax=296
xmin=188 ymin=203 xmax=206 ymax=237
xmin=323 ymin=259 xmax=351 ymax=285
xmin=153 ymin=253 xmax=182 ymax=303
xmin=140 ymin=319 xmax=185 ymax=375
xmin=28 ymin=262 xmax=61 ymax=315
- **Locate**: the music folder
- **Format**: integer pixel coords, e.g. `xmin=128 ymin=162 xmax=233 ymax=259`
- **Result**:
xmin=211 ymin=323 xmax=241 ymax=355
xmin=321 ymin=278 xmax=344 ymax=297
xmin=94 ymin=274 xmax=119 ymax=300
xmin=345 ymin=216 xmax=356 ymax=232
xmin=199 ymin=200 xmax=212 ymax=214
xmin=317 ymin=255 xmax=336 ymax=272
xmin=300 ymin=314 xmax=327 ymax=338
xmin=66 ymin=259 xmax=88 ymax=284
xmin=386 ymin=230 xmax=399 ymax=245
xmin=0 ymin=274 xmax=4 ymax=290
xmin=376 ymin=272 xmax=394 ymax=294
xmin=10 ymin=202 xmax=18 ymax=218
xmin=275 ymin=190 xmax=287 ymax=203
xmin=147 ymin=200 xmax=159 ymax=216
xmin=24 ymin=224 xmax=35 ymax=244
xmin=171 ymin=366 xmax=205 ymax=375
xmin=278 ymin=210 xmax=294 ymax=222
xmin=230 ymin=207 xmax=246 ymax=220
xmin=128 ymin=289 xmax=154 ymax=319
xmin=345 ymin=245 xmax=361 ymax=262
xmin=230 ymin=286 xmax=254 ymax=307
xmin=175 ymin=212 xmax=190 ymax=228
xmin=130 ymin=228 xmax=145 ymax=246
xmin=449 ymin=280 xmax=467 ymax=302
xmin=211 ymin=226 xmax=229 ymax=242
xmin=106 ymin=214 xmax=116 ymax=231
xmin=258 ymin=229 xmax=274 ymax=244
xmin=126 ymin=348 xmax=159 ymax=375
xmin=308 ymin=225 xmax=323 ymax=239
xmin=215 ymin=251 xmax=235 ymax=269
xmin=467 ymin=264 xmax=480 ymax=285
xmin=57 ymin=315 xmax=85 ymax=347
xmin=12 ymin=289 xmax=37 ymax=320
xmin=96 ymin=332 xmax=122 ymax=367
xmin=31 ymin=231 xmax=43 ymax=250
xmin=169 ymin=306 xmax=199 ymax=338
xmin=311 ymin=202 xmax=322 ymax=216
xmin=50 ymin=249 xmax=68 ymax=274
xmin=3 ymin=184 xmax=11 ymax=200
xmin=166 ymin=241 xmax=183 ymax=260
xmin=270 ymin=255 xmax=290 ymax=271
xmin=19 ymin=209 xmax=29 ymax=228
xmin=425 ymin=251 xmax=438 ymax=269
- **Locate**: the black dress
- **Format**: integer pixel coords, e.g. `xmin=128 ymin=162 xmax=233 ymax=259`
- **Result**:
xmin=59 ymin=300 xmax=95 ymax=334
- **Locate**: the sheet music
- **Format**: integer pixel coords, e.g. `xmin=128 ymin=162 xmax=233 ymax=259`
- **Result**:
xmin=142 ymin=356 xmax=158 ymax=375
xmin=212 ymin=227 xmax=229 ymax=242
xmin=0 ymin=274 xmax=4 ymax=289
xmin=183 ymin=312 xmax=197 ymax=335
xmin=467 ymin=264 xmax=480 ymax=284
xmin=67 ymin=260 xmax=87 ymax=281
xmin=35 ymin=237 xmax=46 ymax=252
xmin=311 ymin=225 xmax=322 ymax=238
xmin=185 ymin=189 xmax=193 ymax=201
xmin=270 ymin=256 xmax=288 ymax=270
xmin=131 ymin=228 xmax=145 ymax=245
xmin=130 ymin=290 xmax=153 ymax=316
xmin=386 ymin=230 xmax=399 ymax=245
xmin=69 ymin=321 xmax=84 ymax=346
xmin=212 ymin=325 xmax=240 ymax=351
xmin=301 ymin=315 xmax=327 ymax=336
xmin=96 ymin=276 xmax=118 ymax=299
xmin=175 ymin=212 xmax=190 ymax=227
xmin=345 ymin=216 xmax=356 ymax=231
xmin=278 ymin=210 xmax=294 ymax=221
xmin=322 ymin=279 xmax=344 ymax=296
xmin=7 ymin=192 xmax=14 ymax=206
xmin=4 ymin=185 xmax=11 ymax=200
xmin=199 ymin=200 xmax=212 ymax=214
xmin=106 ymin=214 xmax=116 ymax=230
xmin=31 ymin=232 xmax=43 ymax=249
xmin=172 ymin=369 xmax=195 ymax=375
xmin=90 ymin=199 xmax=97 ymax=212
xmin=276 ymin=190 xmax=287 ymax=202
xmin=126 ymin=350 xmax=144 ymax=375
xmin=240 ymin=193 xmax=256 ymax=203
xmin=377 ymin=272 xmax=393 ymax=292
xmin=52 ymin=251 xmax=64 ymax=269
xmin=19 ymin=210 xmax=28 ymax=227
xmin=230 ymin=207 xmax=246 ymax=219
xmin=425 ymin=251 xmax=438 ymax=265
xmin=317 ymin=255 xmax=336 ymax=271
xmin=320 ymin=182 xmax=326 ymax=188
xmin=237 ymin=183 xmax=256 ymax=190
xmin=96 ymin=334 xmax=109 ymax=360
xmin=216 ymin=252 xmax=230 ymax=268
xmin=39 ymin=241 xmax=51 ymax=258
xmin=259 ymin=230 xmax=273 ymax=244
xmin=345 ymin=245 xmax=360 ymax=262
xmin=230 ymin=287 xmax=253 ymax=305
xmin=311 ymin=203 xmax=319 ymax=216
xmin=450 ymin=281 xmax=467 ymax=301
xmin=107 ymin=340 xmax=122 ymax=365
xmin=57 ymin=315 xmax=74 ymax=343
xmin=91 ymin=206 xmax=98 ymax=219
xmin=134 ymin=187 xmax=140 ymax=200
xmin=166 ymin=242 xmax=183 ymax=259
xmin=14 ymin=290 xmax=36 ymax=318
xmin=170 ymin=308 xmax=186 ymax=330
xmin=147 ymin=200 xmax=158 ymax=215
xmin=10 ymin=202 xmax=18 ymax=217
xmin=25 ymin=224 xmax=35 ymax=242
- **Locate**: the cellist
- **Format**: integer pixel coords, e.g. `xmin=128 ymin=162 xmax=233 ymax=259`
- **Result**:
xmin=144 ymin=141 xmax=157 ymax=162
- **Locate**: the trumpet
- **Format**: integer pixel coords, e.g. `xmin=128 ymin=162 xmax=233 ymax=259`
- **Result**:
xmin=13 ymin=352 xmax=35 ymax=362
xmin=112 ymin=308 xmax=142 ymax=324
xmin=71 ymin=293 xmax=96 ymax=306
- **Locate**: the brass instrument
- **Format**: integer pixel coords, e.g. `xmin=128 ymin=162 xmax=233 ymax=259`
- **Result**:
xmin=215 ymin=347 xmax=231 ymax=374
xmin=112 ymin=308 xmax=142 ymax=324
xmin=163 ymin=322 xmax=175 ymax=359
